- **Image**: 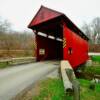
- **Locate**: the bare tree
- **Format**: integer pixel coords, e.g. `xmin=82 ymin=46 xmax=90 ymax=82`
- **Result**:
xmin=0 ymin=17 xmax=35 ymax=57
xmin=81 ymin=22 xmax=93 ymax=43
xmin=91 ymin=17 xmax=100 ymax=44
xmin=0 ymin=17 xmax=11 ymax=34
xmin=81 ymin=17 xmax=100 ymax=44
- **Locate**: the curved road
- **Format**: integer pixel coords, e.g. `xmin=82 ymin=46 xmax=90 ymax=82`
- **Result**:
xmin=0 ymin=61 xmax=59 ymax=100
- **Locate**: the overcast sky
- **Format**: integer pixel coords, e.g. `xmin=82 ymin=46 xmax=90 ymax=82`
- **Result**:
xmin=0 ymin=0 xmax=100 ymax=32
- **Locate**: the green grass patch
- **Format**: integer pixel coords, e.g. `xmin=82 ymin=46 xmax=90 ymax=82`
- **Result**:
xmin=32 ymin=78 xmax=72 ymax=100
xmin=32 ymin=78 xmax=100 ymax=100
xmin=91 ymin=56 xmax=100 ymax=62
xmin=84 ymin=66 xmax=100 ymax=75
xmin=0 ymin=62 xmax=8 ymax=68
xmin=79 ymin=79 xmax=100 ymax=100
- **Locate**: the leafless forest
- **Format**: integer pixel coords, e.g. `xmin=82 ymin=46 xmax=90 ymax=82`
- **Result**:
xmin=0 ymin=17 xmax=36 ymax=58
xmin=82 ymin=17 xmax=100 ymax=52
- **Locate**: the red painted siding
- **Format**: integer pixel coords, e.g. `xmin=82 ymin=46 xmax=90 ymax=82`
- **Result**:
xmin=63 ymin=24 xmax=89 ymax=69
xmin=29 ymin=6 xmax=62 ymax=27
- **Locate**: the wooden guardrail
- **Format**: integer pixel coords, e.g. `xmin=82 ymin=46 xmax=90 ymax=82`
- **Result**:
xmin=0 ymin=57 xmax=36 ymax=65
xmin=61 ymin=60 xmax=80 ymax=100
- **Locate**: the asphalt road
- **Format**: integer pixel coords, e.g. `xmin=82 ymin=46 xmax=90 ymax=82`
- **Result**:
xmin=0 ymin=61 xmax=59 ymax=100
xmin=88 ymin=52 xmax=100 ymax=56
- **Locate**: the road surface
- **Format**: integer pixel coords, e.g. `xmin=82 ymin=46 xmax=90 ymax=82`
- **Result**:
xmin=89 ymin=52 xmax=100 ymax=56
xmin=0 ymin=61 xmax=59 ymax=100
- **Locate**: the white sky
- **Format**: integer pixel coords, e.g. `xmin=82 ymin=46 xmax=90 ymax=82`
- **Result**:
xmin=0 ymin=0 xmax=100 ymax=32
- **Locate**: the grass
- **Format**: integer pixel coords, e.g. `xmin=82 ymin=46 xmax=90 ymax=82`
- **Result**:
xmin=80 ymin=55 xmax=100 ymax=75
xmin=79 ymin=79 xmax=100 ymax=100
xmin=32 ymin=78 xmax=100 ymax=100
xmin=84 ymin=66 xmax=100 ymax=75
xmin=0 ymin=62 xmax=8 ymax=68
xmin=91 ymin=56 xmax=100 ymax=62
xmin=32 ymin=78 xmax=69 ymax=100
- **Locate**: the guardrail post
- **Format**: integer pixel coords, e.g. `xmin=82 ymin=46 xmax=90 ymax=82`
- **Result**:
xmin=89 ymin=78 xmax=95 ymax=90
xmin=72 ymin=79 xmax=80 ymax=100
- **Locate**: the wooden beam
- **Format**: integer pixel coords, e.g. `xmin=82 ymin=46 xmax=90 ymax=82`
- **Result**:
xmin=61 ymin=60 xmax=73 ymax=93
xmin=61 ymin=60 xmax=80 ymax=100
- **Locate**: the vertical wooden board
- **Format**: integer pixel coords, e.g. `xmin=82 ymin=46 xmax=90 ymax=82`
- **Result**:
xmin=63 ymin=24 xmax=89 ymax=69
xmin=71 ymin=32 xmax=89 ymax=68
xmin=63 ymin=23 xmax=72 ymax=61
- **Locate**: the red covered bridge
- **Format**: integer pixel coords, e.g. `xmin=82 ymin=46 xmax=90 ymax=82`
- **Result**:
xmin=28 ymin=6 xmax=89 ymax=69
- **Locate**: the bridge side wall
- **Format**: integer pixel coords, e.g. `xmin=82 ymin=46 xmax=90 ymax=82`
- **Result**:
xmin=63 ymin=24 xmax=89 ymax=69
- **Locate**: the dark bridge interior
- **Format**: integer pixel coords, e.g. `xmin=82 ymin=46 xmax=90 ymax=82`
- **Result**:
xmin=34 ymin=17 xmax=64 ymax=61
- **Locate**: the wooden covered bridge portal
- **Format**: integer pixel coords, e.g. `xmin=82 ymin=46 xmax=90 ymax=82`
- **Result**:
xmin=28 ymin=6 xmax=89 ymax=69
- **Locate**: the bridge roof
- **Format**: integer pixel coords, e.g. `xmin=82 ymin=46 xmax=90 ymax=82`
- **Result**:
xmin=28 ymin=6 xmax=89 ymax=41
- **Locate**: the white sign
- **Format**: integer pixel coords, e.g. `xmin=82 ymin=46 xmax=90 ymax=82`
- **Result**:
xmin=39 ymin=49 xmax=45 ymax=55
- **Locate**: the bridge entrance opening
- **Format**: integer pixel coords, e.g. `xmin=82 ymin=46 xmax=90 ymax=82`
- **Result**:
xmin=35 ymin=18 xmax=63 ymax=61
